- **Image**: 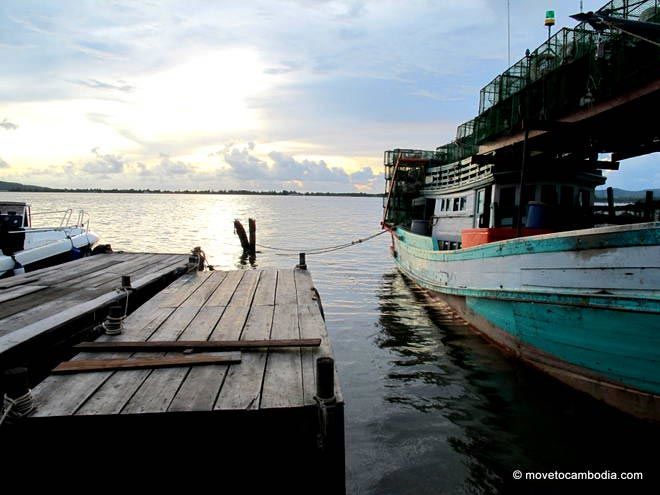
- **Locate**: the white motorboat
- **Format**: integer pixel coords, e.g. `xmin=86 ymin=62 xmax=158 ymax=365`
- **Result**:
xmin=0 ymin=202 xmax=100 ymax=277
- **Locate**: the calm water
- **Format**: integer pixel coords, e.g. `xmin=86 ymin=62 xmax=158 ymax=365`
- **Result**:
xmin=5 ymin=192 xmax=659 ymax=492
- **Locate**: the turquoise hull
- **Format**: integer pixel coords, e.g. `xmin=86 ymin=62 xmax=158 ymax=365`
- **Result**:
xmin=392 ymin=223 xmax=660 ymax=420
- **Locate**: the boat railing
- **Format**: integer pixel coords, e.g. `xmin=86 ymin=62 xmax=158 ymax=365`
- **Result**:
xmin=28 ymin=208 xmax=92 ymax=232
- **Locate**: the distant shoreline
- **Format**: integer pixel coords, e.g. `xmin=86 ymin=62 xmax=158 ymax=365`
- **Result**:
xmin=0 ymin=187 xmax=384 ymax=197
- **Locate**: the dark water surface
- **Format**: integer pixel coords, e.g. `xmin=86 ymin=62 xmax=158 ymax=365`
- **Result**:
xmin=6 ymin=192 xmax=659 ymax=493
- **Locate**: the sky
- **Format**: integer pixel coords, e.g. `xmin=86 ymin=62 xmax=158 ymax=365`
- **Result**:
xmin=0 ymin=0 xmax=657 ymax=193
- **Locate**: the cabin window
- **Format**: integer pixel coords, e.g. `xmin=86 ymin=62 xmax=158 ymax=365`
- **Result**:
xmin=476 ymin=190 xmax=485 ymax=215
xmin=453 ymin=198 xmax=460 ymax=211
xmin=460 ymin=197 xmax=467 ymax=211
xmin=541 ymin=185 xmax=557 ymax=204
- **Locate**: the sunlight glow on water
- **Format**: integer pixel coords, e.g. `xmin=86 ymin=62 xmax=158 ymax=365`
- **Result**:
xmin=5 ymin=192 xmax=659 ymax=494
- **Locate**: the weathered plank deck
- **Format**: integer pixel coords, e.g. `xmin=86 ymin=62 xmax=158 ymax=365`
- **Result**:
xmin=0 ymin=252 xmax=192 ymax=369
xmin=31 ymin=267 xmax=341 ymax=415
xmin=9 ymin=267 xmax=344 ymax=493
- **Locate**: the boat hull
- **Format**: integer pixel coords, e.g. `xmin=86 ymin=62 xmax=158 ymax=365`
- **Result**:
xmin=392 ymin=222 xmax=660 ymax=420
xmin=0 ymin=229 xmax=100 ymax=277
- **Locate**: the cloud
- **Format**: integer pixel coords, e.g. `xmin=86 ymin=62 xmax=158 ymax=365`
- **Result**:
xmin=0 ymin=118 xmax=18 ymax=130
xmin=221 ymin=144 xmax=374 ymax=190
xmin=82 ymin=149 xmax=125 ymax=174
xmin=71 ymin=78 xmax=134 ymax=92
xmin=268 ymin=151 xmax=349 ymax=183
xmin=0 ymin=157 xmax=9 ymax=168
xmin=157 ymin=156 xmax=194 ymax=175
xmin=349 ymin=166 xmax=377 ymax=182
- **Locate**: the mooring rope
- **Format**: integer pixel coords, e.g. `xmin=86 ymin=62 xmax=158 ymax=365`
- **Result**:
xmin=599 ymin=16 xmax=660 ymax=49
xmin=256 ymin=229 xmax=388 ymax=256
xmin=0 ymin=391 xmax=35 ymax=426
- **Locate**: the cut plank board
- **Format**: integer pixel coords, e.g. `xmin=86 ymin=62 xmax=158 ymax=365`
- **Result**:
xmin=53 ymin=352 xmax=241 ymax=373
xmin=73 ymin=338 xmax=321 ymax=352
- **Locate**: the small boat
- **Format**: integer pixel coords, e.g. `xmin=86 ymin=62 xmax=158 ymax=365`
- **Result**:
xmin=0 ymin=201 xmax=100 ymax=277
xmin=382 ymin=2 xmax=660 ymax=420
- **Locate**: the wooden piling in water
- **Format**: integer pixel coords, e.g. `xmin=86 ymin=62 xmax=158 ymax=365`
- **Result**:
xmin=248 ymin=218 xmax=256 ymax=255
xmin=234 ymin=219 xmax=251 ymax=253
xmin=607 ymin=186 xmax=616 ymax=222
xmin=645 ymin=190 xmax=654 ymax=222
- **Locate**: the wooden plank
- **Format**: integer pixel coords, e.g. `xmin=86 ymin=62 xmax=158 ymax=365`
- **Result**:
xmin=230 ymin=270 xmax=261 ymax=306
xmin=34 ymin=253 xmax=133 ymax=286
xmin=156 ymin=270 xmax=213 ymax=308
xmin=92 ymin=254 xmax=187 ymax=290
xmin=0 ymin=258 xmax=193 ymax=354
xmin=124 ymin=305 xmax=229 ymax=414
xmin=73 ymin=304 xmax=206 ymax=416
xmin=214 ymin=304 xmax=275 ymax=410
xmin=30 ymin=269 xmax=197 ymax=417
xmin=59 ymin=253 xmax=161 ymax=289
xmin=259 ymin=303 xmax=303 ymax=409
xmin=70 ymin=253 xmax=177 ymax=290
xmin=299 ymin=304 xmax=328 ymax=404
xmin=275 ymin=269 xmax=297 ymax=305
xmin=0 ymin=289 xmax=97 ymax=335
xmin=74 ymin=338 xmax=321 ymax=352
xmin=0 ymin=252 xmax=118 ymax=290
xmin=53 ymin=353 xmax=241 ymax=373
xmin=204 ymin=270 xmax=243 ymax=307
xmin=165 ymin=306 xmax=230 ymax=412
xmin=0 ymin=284 xmax=48 ymax=304
xmin=180 ymin=270 xmax=228 ymax=307
xmin=168 ymin=273 xmax=260 ymax=412
xmin=294 ymin=268 xmax=321 ymax=306
xmin=295 ymin=269 xmax=322 ymax=404
xmin=32 ymin=304 xmax=178 ymax=417
xmin=252 ymin=269 xmax=277 ymax=306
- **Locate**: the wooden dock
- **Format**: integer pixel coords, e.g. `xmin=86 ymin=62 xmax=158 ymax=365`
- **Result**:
xmin=0 ymin=252 xmax=193 ymax=373
xmin=2 ymin=267 xmax=344 ymax=492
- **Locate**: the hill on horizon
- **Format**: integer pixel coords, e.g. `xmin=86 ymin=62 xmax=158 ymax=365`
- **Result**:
xmin=595 ymin=187 xmax=660 ymax=201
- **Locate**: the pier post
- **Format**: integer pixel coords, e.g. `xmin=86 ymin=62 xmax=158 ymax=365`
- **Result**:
xmin=234 ymin=220 xmax=251 ymax=253
xmin=248 ymin=218 xmax=256 ymax=256
xmin=297 ymin=252 xmax=307 ymax=270
xmin=315 ymin=357 xmax=345 ymax=494
xmin=121 ymin=275 xmax=132 ymax=290
xmin=607 ymin=187 xmax=616 ymax=223
xmin=644 ymin=190 xmax=654 ymax=222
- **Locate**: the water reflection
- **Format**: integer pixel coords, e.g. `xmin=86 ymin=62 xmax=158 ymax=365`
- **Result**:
xmin=374 ymin=268 xmax=660 ymax=494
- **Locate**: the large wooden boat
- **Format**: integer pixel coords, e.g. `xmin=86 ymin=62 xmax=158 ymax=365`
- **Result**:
xmin=383 ymin=1 xmax=660 ymax=420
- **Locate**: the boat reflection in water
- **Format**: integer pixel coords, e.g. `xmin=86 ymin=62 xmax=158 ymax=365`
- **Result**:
xmin=372 ymin=269 xmax=659 ymax=493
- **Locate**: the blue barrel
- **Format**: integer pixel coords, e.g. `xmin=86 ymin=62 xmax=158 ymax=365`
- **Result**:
xmin=526 ymin=201 xmax=551 ymax=228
